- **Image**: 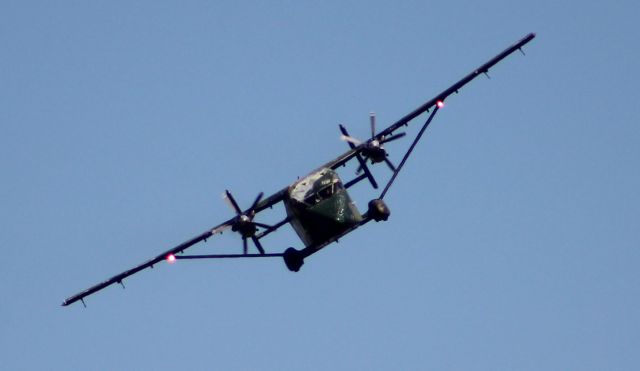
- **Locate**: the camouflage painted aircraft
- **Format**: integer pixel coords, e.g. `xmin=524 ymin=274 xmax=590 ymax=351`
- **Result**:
xmin=63 ymin=33 xmax=536 ymax=307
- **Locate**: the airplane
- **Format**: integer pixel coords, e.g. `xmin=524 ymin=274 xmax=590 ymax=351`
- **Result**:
xmin=62 ymin=32 xmax=536 ymax=307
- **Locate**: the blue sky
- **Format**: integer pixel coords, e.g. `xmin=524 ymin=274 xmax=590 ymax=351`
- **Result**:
xmin=2 ymin=1 xmax=639 ymax=370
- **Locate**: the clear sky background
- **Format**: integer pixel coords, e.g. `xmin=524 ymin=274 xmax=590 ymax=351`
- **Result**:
xmin=2 ymin=1 xmax=639 ymax=370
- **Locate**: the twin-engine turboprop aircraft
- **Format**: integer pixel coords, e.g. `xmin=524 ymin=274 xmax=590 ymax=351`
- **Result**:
xmin=63 ymin=33 xmax=536 ymax=307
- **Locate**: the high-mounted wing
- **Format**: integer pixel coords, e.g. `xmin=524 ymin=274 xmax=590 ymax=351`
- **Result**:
xmin=376 ymin=32 xmax=536 ymax=140
xmin=62 ymin=189 xmax=288 ymax=307
xmin=324 ymin=33 xmax=536 ymax=192
xmin=62 ymin=227 xmax=219 ymax=306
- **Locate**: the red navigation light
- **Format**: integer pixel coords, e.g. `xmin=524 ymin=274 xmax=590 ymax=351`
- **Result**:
xmin=436 ymin=100 xmax=445 ymax=108
xmin=166 ymin=254 xmax=176 ymax=263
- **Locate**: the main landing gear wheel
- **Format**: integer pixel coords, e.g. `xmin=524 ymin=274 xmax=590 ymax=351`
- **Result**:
xmin=283 ymin=247 xmax=305 ymax=272
xmin=368 ymin=199 xmax=390 ymax=222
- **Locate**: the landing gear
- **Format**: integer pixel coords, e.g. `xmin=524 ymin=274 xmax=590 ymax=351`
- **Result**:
xmin=283 ymin=247 xmax=305 ymax=272
xmin=368 ymin=199 xmax=390 ymax=222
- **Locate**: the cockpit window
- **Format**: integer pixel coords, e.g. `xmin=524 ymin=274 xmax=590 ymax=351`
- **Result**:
xmin=303 ymin=183 xmax=340 ymax=206
xmin=318 ymin=184 xmax=334 ymax=199
xmin=304 ymin=194 xmax=317 ymax=205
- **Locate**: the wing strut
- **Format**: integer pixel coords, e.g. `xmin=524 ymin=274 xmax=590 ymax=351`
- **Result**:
xmin=175 ymin=253 xmax=283 ymax=259
xmin=61 ymin=228 xmax=217 ymax=306
xmin=379 ymin=105 xmax=440 ymax=199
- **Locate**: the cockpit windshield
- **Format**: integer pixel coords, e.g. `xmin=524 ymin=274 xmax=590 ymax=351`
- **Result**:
xmin=303 ymin=183 xmax=340 ymax=206
xmin=290 ymin=168 xmax=344 ymax=206
xmin=318 ymin=183 xmax=335 ymax=199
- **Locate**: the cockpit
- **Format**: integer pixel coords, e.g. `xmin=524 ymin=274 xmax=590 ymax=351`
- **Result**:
xmin=289 ymin=168 xmax=345 ymax=207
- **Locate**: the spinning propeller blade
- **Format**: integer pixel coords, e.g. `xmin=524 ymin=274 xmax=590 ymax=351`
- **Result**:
xmin=224 ymin=190 xmax=242 ymax=214
xmin=341 ymin=113 xmax=407 ymax=179
xmin=339 ymin=124 xmax=378 ymax=189
xmin=340 ymin=134 xmax=362 ymax=145
xmin=223 ymin=190 xmax=270 ymax=255
xmin=251 ymin=236 xmax=266 ymax=254
xmin=249 ymin=192 xmax=264 ymax=214
xmin=370 ymin=112 xmax=376 ymax=140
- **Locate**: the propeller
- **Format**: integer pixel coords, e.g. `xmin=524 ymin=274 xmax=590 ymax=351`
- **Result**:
xmin=340 ymin=112 xmax=406 ymax=174
xmin=222 ymin=190 xmax=271 ymax=254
